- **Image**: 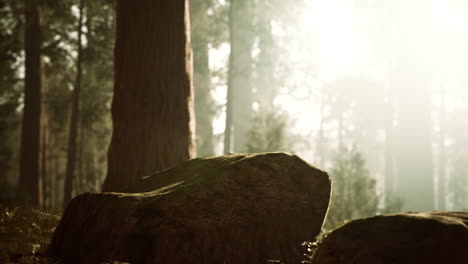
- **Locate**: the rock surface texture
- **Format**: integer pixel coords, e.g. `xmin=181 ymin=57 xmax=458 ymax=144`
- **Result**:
xmin=48 ymin=152 xmax=331 ymax=264
xmin=312 ymin=211 xmax=468 ymax=264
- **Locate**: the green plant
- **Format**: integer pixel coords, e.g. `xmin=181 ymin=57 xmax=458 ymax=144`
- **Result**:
xmin=324 ymin=147 xmax=403 ymax=230
xmin=0 ymin=205 xmax=61 ymax=259
xmin=245 ymin=110 xmax=289 ymax=153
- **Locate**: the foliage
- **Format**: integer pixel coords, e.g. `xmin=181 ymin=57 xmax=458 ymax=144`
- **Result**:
xmin=324 ymin=147 xmax=403 ymax=230
xmin=0 ymin=205 xmax=61 ymax=263
xmin=0 ymin=0 xmax=23 ymax=200
xmin=245 ymin=110 xmax=290 ymax=153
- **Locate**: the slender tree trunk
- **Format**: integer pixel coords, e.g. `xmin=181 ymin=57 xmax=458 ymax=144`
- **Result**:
xmin=255 ymin=14 xmax=276 ymax=111
xmin=384 ymin=77 xmax=395 ymax=196
xmin=18 ymin=0 xmax=42 ymax=206
xmin=438 ymin=86 xmax=446 ymax=210
xmin=40 ymin=119 xmax=47 ymax=208
xmin=49 ymin=154 xmax=56 ymax=208
xmin=64 ymin=0 xmax=84 ymax=207
xmin=103 ymin=0 xmax=195 ymax=192
xmin=224 ymin=6 xmax=234 ymax=155
xmin=316 ymin=103 xmax=325 ymax=167
xmin=78 ymin=120 xmax=85 ymax=192
xmin=383 ymin=3 xmax=396 ymax=203
xmin=39 ymin=59 xmax=48 ymax=209
xmin=224 ymin=0 xmax=254 ymax=153
xmin=55 ymin=156 xmax=62 ymax=206
xmin=338 ymin=112 xmax=343 ymax=148
xmin=191 ymin=0 xmax=215 ymax=156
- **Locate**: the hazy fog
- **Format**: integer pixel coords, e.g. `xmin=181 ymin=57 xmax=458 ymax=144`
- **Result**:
xmin=209 ymin=0 xmax=468 ymax=212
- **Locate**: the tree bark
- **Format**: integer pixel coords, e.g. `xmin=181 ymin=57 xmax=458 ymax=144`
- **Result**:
xmin=103 ymin=0 xmax=195 ymax=192
xmin=64 ymin=0 xmax=84 ymax=207
xmin=224 ymin=0 xmax=254 ymax=153
xmin=18 ymin=0 xmax=42 ymax=206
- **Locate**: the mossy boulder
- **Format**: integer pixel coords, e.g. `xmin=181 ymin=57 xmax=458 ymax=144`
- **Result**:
xmin=48 ymin=152 xmax=331 ymax=264
xmin=312 ymin=211 xmax=468 ymax=264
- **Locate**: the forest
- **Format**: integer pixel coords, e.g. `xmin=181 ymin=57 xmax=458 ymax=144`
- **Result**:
xmin=1 ymin=0 xmax=468 ymax=263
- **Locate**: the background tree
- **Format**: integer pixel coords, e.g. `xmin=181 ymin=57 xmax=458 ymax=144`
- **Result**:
xmin=224 ymin=0 xmax=254 ymax=153
xmin=245 ymin=110 xmax=289 ymax=153
xmin=391 ymin=0 xmax=434 ymax=211
xmin=0 ymin=0 xmax=23 ymax=202
xmin=325 ymin=147 xmax=402 ymax=230
xmin=18 ymin=0 xmax=42 ymax=206
xmin=103 ymin=0 xmax=195 ymax=192
xmin=77 ymin=0 xmax=114 ymax=194
xmin=1 ymin=0 xmax=468 ymax=215
xmin=63 ymin=0 xmax=84 ymax=207
xmin=191 ymin=0 xmax=216 ymax=157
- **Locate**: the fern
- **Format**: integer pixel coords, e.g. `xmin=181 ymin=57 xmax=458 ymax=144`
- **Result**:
xmin=0 ymin=205 xmax=61 ymax=262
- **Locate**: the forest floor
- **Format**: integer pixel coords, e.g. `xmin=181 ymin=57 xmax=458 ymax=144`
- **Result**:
xmin=0 ymin=204 xmax=322 ymax=264
xmin=0 ymin=205 xmax=61 ymax=264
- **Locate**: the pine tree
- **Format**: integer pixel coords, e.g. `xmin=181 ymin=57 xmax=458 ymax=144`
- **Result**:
xmin=325 ymin=147 xmax=402 ymax=229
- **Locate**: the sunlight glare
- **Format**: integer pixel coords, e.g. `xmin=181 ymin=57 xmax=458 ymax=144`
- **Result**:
xmin=300 ymin=0 xmax=369 ymax=81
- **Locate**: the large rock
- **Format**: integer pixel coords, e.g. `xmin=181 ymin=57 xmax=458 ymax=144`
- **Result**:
xmin=48 ymin=152 xmax=330 ymax=264
xmin=312 ymin=211 xmax=468 ymax=264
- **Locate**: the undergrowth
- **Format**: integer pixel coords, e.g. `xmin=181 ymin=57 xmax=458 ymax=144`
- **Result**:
xmin=0 ymin=205 xmax=61 ymax=264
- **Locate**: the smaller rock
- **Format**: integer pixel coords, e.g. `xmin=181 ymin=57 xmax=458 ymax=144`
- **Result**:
xmin=312 ymin=211 xmax=468 ymax=264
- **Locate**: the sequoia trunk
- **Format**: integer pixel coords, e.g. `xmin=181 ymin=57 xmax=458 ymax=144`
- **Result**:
xmin=103 ymin=0 xmax=195 ymax=192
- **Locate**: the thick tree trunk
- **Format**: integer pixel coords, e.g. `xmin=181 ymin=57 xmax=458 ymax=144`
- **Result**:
xmin=191 ymin=0 xmax=215 ymax=157
xmin=64 ymin=0 xmax=84 ymax=207
xmin=103 ymin=0 xmax=195 ymax=192
xmin=18 ymin=0 xmax=42 ymax=206
xmin=225 ymin=0 xmax=254 ymax=153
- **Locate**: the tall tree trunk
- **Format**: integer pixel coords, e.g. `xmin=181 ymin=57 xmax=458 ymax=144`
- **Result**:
xmin=316 ymin=102 xmax=325 ymax=167
xmin=382 ymin=2 xmax=396 ymax=204
xmin=255 ymin=14 xmax=276 ymax=111
xmin=39 ymin=57 xmax=48 ymax=209
xmin=49 ymin=153 xmax=56 ymax=208
xmin=64 ymin=0 xmax=84 ymax=207
xmin=78 ymin=119 xmax=85 ymax=192
xmin=384 ymin=86 xmax=395 ymax=195
xmin=191 ymin=0 xmax=215 ymax=157
xmin=393 ymin=0 xmax=434 ymax=211
xmin=18 ymin=0 xmax=42 ymax=206
xmin=39 ymin=116 xmax=47 ymax=208
xmin=438 ymin=86 xmax=446 ymax=210
xmin=224 ymin=0 xmax=254 ymax=153
xmin=103 ymin=0 xmax=195 ymax=192
xmin=338 ymin=112 xmax=344 ymax=148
